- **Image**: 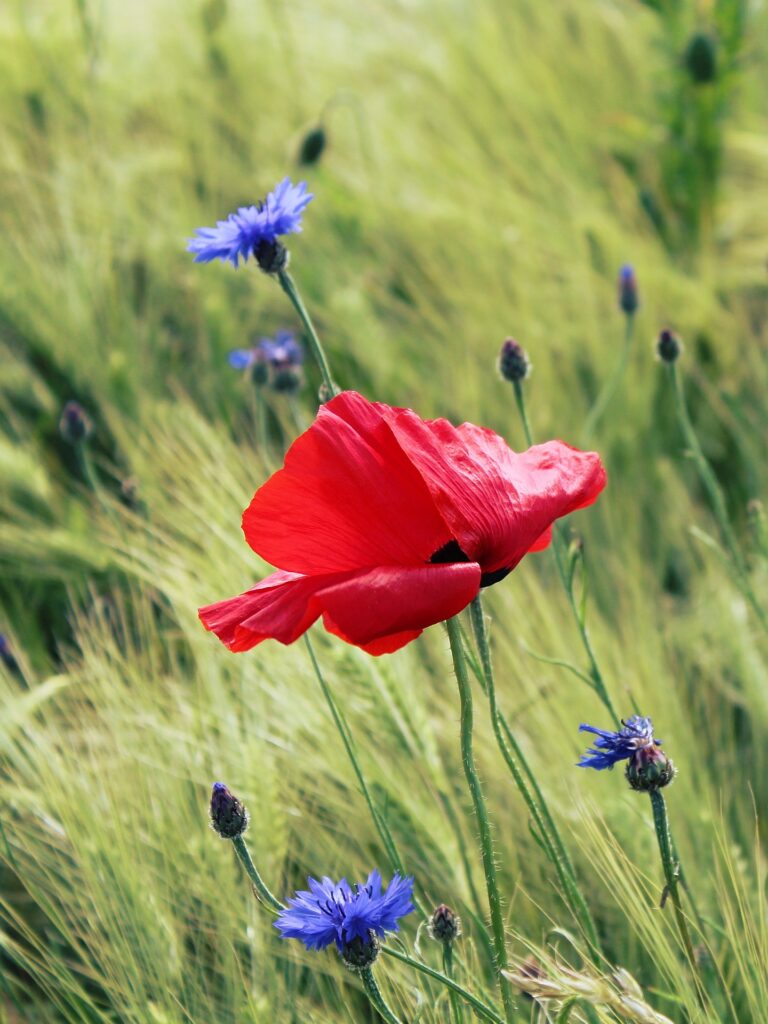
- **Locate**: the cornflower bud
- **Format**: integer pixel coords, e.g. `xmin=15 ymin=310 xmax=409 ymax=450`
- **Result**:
xmin=209 ymin=781 xmax=249 ymax=839
xmin=656 ymin=328 xmax=682 ymax=364
xmin=618 ymin=264 xmax=639 ymax=316
xmin=59 ymin=401 xmax=93 ymax=445
xmin=428 ymin=903 xmax=462 ymax=943
xmin=498 ymin=338 xmax=531 ymax=383
xmin=685 ymin=32 xmax=717 ymax=84
xmin=298 ymin=125 xmax=327 ymax=166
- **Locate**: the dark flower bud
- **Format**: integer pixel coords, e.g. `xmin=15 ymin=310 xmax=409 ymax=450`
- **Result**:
xmin=298 ymin=125 xmax=327 ymax=166
xmin=251 ymin=357 xmax=269 ymax=387
xmin=271 ymin=367 xmax=303 ymax=394
xmin=59 ymin=401 xmax=93 ymax=445
xmin=340 ymin=932 xmax=380 ymax=971
xmin=618 ymin=264 xmax=638 ymax=316
xmin=428 ymin=904 xmax=462 ymax=943
xmin=209 ymin=781 xmax=249 ymax=839
xmin=498 ymin=338 xmax=531 ymax=383
xmin=685 ymin=32 xmax=717 ymax=84
xmin=254 ymin=239 xmax=289 ymax=275
xmin=656 ymin=328 xmax=682 ymax=364
xmin=626 ymin=745 xmax=675 ymax=792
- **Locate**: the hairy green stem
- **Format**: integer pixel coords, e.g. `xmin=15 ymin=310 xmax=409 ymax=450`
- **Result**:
xmin=231 ymin=836 xmax=284 ymax=915
xmin=469 ymin=597 xmax=600 ymax=955
xmin=649 ymin=791 xmax=701 ymax=989
xmin=443 ymin=942 xmax=465 ymax=1024
xmin=445 ymin=616 xmax=514 ymax=1023
xmin=360 ymin=967 xmax=403 ymax=1024
xmin=668 ymin=362 xmax=766 ymax=629
xmin=582 ymin=313 xmax=634 ymax=442
xmin=277 ymin=269 xmax=338 ymax=397
xmin=382 ymin=947 xmax=504 ymax=1024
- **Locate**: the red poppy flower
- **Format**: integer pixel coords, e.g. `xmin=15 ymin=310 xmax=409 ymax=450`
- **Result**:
xmin=200 ymin=391 xmax=606 ymax=655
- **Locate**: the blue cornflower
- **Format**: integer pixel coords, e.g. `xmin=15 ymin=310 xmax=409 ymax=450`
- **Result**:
xmin=578 ymin=716 xmax=659 ymax=770
xmin=188 ymin=178 xmax=313 ymax=270
xmin=578 ymin=715 xmax=675 ymax=790
xmin=275 ymin=870 xmax=414 ymax=956
xmin=228 ymin=330 xmax=304 ymax=371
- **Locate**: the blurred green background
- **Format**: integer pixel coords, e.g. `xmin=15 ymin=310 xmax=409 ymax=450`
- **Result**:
xmin=1 ymin=0 xmax=767 ymax=1021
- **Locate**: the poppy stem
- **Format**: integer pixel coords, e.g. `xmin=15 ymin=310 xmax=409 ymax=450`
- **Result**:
xmin=303 ymin=635 xmax=427 ymax=919
xmin=277 ymin=269 xmax=339 ymax=398
xmin=468 ymin=596 xmax=601 ymax=958
xmin=359 ymin=967 xmax=403 ymax=1024
xmin=510 ymin=380 xmax=620 ymax=727
xmin=445 ymin=615 xmax=515 ymax=1024
xmin=582 ymin=312 xmax=634 ymax=443
xmin=230 ymin=835 xmax=284 ymax=915
xmin=382 ymin=946 xmax=504 ymax=1024
xmin=667 ymin=362 xmax=767 ymax=630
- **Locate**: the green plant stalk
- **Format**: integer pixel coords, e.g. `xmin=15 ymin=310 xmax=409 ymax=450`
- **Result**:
xmin=277 ymin=268 xmax=338 ymax=397
xmin=445 ymin=615 xmax=514 ymax=1023
xmin=231 ymin=835 xmax=284 ymax=915
xmin=382 ymin=947 xmax=504 ymax=1024
xmin=648 ymin=790 xmax=700 ymax=986
xmin=442 ymin=941 xmax=465 ymax=1024
xmin=468 ymin=596 xmax=600 ymax=955
xmin=511 ymin=381 xmax=620 ymax=726
xmin=303 ymin=635 xmax=426 ymax=918
xmin=360 ymin=967 xmax=403 ymax=1024
xmin=668 ymin=362 xmax=766 ymax=630
xmin=582 ymin=313 xmax=634 ymax=442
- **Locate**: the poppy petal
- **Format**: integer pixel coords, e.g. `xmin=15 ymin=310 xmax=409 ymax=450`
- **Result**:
xmin=386 ymin=411 xmax=606 ymax=573
xmin=319 ymin=562 xmax=482 ymax=654
xmin=242 ymin=392 xmax=452 ymax=574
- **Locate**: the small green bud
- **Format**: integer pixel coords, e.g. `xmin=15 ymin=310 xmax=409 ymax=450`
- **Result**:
xmin=298 ymin=125 xmax=327 ymax=166
xmin=428 ymin=904 xmax=462 ymax=943
xmin=626 ymin=746 xmax=675 ymax=792
xmin=656 ymin=328 xmax=682 ymax=364
xmin=498 ymin=338 xmax=531 ymax=383
xmin=684 ymin=32 xmax=717 ymax=85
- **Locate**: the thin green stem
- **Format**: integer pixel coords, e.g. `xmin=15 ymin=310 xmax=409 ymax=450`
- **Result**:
xmin=582 ymin=313 xmax=634 ymax=443
xmin=231 ymin=835 xmax=284 ymax=915
xmin=469 ymin=597 xmax=600 ymax=956
xmin=360 ymin=967 xmax=403 ymax=1024
xmin=445 ymin=616 xmax=514 ymax=1023
xmin=382 ymin=947 xmax=504 ymax=1024
xmin=303 ymin=635 xmax=426 ymax=918
xmin=442 ymin=942 xmax=465 ymax=1024
xmin=511 ymin=383 xmax=620 ymax=727
xmin=277 ymin=269 xmax=338 ymax=397
xmin=668 ymin=362 xmax=767 ymax=629
xmin=648 ymin=791 xmax=701 ymax=989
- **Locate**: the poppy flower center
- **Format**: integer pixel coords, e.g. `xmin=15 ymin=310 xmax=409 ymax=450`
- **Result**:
xmin=429 ymin=540 xmax=510 ymax=589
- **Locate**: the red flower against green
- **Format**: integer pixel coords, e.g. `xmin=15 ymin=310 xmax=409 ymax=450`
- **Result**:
xmin=199 ymin=391 xmax=606 ymax=655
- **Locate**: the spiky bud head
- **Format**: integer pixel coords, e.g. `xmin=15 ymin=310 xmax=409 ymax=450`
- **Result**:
xmin=209 ymin=782 xmax=249 ymax=839
xmin=59 ymin=401 xmax=93 ymax=445
xmin=656 ymin=328 xmax=682 ymax=364
xmin=340 ymin=932 xmax=380 ymax=971
xmin=626 ymin=745 xmax=675 ymax=792
xmin=428 ymin=904 xmax=462 ymax=943
xmin=498 ymin=338 xmax=531 ymax=383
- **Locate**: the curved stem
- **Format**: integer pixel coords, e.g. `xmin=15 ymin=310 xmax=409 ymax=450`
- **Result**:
xmin=382 ymin=947 xmax=504 ymax=1024
xmin=303 ymin=636 xmax=426 ymax=919
xmin=277 ymin=269 xmax=338 ymax=397
xmin=442 ymin=942 xmax=465 ymax=1024
xmin=231 ymin=836 xmax=284 ymax=915
xmin=360 ymin=967 xmax=403 ymax=1024
xmin=469 ymin=597 xmax=600 ymax=956
xmin=582 ymin=313 xmax=634 ymax=443
xmin=668 ymin=362 xmax=766 ymax=630
xmin=445 ymin=616 xmax=514 ymax=1023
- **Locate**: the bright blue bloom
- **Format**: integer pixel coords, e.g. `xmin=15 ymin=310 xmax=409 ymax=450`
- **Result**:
xmin=228 ymin=330 xmax=304 ymax=371
xmin=578 ymin=715 xmax=661 ymax=770
xmin=275 ymin=870 xmax=415 ymax=952
xmin=188 ymin=178 xmax=313 ymax=267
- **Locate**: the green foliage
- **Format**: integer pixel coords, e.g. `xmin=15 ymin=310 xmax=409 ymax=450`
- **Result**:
xmin=1 ymin=0 xmax=767 ymax=1022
